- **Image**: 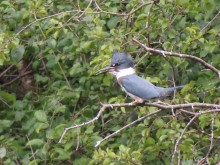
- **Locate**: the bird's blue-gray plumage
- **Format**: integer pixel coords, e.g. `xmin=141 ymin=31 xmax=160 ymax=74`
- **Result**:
xmin=120 ymin=74 xmax=183 ymax=100
xmin=111 ymin=51 xmax=134 ymax=70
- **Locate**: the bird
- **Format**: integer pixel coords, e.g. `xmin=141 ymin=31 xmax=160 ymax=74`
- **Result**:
xmin=96 ymin=51 xmax=184 ymax=105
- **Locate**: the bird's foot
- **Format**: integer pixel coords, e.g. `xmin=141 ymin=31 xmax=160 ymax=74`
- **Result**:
xmin=109 ymin=104 xmax=114 ymax=109
xmin=129 ymin=102 xmax=135 ymax=106
xmin=129 ymin=100 xmax=140 ymax=106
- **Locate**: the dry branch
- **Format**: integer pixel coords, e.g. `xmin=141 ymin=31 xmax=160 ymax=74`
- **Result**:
xmin=16 ymin=2 xmax=153 ymax=37
xmin=95 ymin=109 xmax=162 ymax=147
xmin=201 ymin=9 xmax=220 ymax=32
xmin=58 ymin=102 xmax=220 ymax=144
xmin=171 ymin=114 xmax=198 ymax=164
xmin=132 ymin=38 xmax=220 ymax=78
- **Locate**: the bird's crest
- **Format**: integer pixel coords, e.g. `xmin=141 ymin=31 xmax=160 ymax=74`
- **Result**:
xmin=111 ymin=51 xmax=134 ymax=68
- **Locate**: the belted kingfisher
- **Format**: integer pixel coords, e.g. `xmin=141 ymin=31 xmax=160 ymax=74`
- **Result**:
xmin=97 ymin=51 xmax=183 ymax=105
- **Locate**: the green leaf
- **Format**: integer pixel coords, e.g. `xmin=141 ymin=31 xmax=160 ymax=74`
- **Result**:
xmin=46 ymin=54 xmax=58 ymax=68
xmin=154 ymin=118 xmax=165 ymax=127
xmin=0 ymin=147 xmax=6 ymax=158
xmin=83 ymin=15 xmax=93 ymax=22
xmin=83 ymin=109 xmax=93 ymax=118
xmin=26 ymin=139 xmax=44 ymax=146
xmin=0 ymin=91 xmax=16 ymax=102
xmin=0 ymin=120 xmax=13 ymax=132
xmin=28 ymin=159 xmax=40 ymax=165
xmin=145 ymin=137 xmax=155 ymax=145
xmin=48 ymin=38 xmax=56 ymax=49
xmin=15 ymin=111 xmax=26 ymax=121
xmin=11 ymin=45 xmax=25 ymax=62
xmin=12 ymin=100 xmax=26 ymax=110
xmin=103 ymin=75 xmax=111 ymax=86
xmin=54 ymin=105 xmax=66 ymax=114
xmin=0 ymin=59 xmax=3 ymax=66
xmin=54 ymin=148 xmax=71 ymax=160
xmin=46 ymin=129 xmax=57 ymax=139
xmin=103 ymin=158 xmax=111 ymax=165
xmin=159 ymin=134 xmax=168 ymax=142
xmin=119 ymin=145 xmax=130 ymax=153
xmin=35 ymin=122 xmax=49 ymax=133
xmin=107 ymin=17 xmax=120 ymax=29
xmin=34 ymin=110 xmax=47 ymax=123
xmin=131 ymin=151 xmax=142 ymax=160
xmin=74 ymin=157 xmax=91 ymax=165
xmin=85 ymin=125 xmax=94 ymax=134
xmin=34 ymin=74 xmax=49 ymax=83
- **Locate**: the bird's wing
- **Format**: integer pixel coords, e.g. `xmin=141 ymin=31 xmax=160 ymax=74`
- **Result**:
xmin=120 ymin=75 xmax=160 ymax=100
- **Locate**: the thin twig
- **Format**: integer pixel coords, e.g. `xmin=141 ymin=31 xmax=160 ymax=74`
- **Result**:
xmin=16 ymin=2 xmax=153 ymax=37
xmin=128 ymin=1 xmax=153 ymax=16
xmin=132 ymin=38 xmax=220 ymax=78
xmin=56 ymin=56 xmax=72 ymax=89
xmin=95 ymin=109 xmax=162 ymax=147
xmin=58 ymin=102 xmax=220 ymax=143
xmin=0 ymin=97 xmax=10 ymax=107
xmin=3 ymin=70 xmax=32 ymax=86
xmin=26 ymin=135 xmax=37 ymax=165
xmin=77 ymin=0 xmax=93 ymax=19
xmin=206 ymin=114 xmax=215 ymax=156
xmin=171 ymin=114 xmax=198 ymax=164
xmin=145 ymin=102 xmax=220 ymax=110
xmin=58 ymin=103 xmax=107 ymax=143
xmin=201 ymin=9 xmax=220 ymax=32
xmin=0 ymin=65 xmax=14 ymax=78
xmin=15 ymin=10 xmax=126 ymax=37
xmin=197 ymin=113 xmax=215 ymax=165
xmin=145 ymin=1 xmax=154 ymax=46
xmin=75 ymin=127 xmax=80 ymax=151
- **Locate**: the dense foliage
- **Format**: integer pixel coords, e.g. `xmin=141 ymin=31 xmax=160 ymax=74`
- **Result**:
xmin=0 ymin=0 xmax=220 ymax=164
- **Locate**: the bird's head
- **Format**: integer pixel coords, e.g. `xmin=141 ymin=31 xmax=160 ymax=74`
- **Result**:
xmin=96 ymin=51 xmax=134 ymax=75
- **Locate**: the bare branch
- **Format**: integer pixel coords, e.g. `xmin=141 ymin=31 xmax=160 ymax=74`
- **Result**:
xmin=0 ymin=97 xmax=10 ymax=107
xmin=77 ymin=0 xmax=93 ymax=19
xmin=26 ymin=134 xmax=37 ymax=165
xmin=58 ymin=102 xmax=220 ymax=143
xmin=145 ymin=102 xmax=220 ymax=110
xmin=95 ymin=109 xmax=162 ymax=147
xmin=75 ymin=127 xmax=80 ymax=151
xmin=58 ymin=103 xmax=107 ymax=143
xmin=16 ymin=2 xmax=153 ymax=37
xmin=0 ymin=65 xmax=14 ymax=78
xmin=171 ymin=114 xmax=198 ymax=165
xmin=145 ymin=1 xmax=154 ymax=46
xmin=128 ymin=1 xmax=153 ymax=16
xmin=197 ymin=113 xmax=216 ymax=165
xmin=3 ymin=70 xmax=33 ymax=86
xmin=201 ymin=9 xmax=220 ymax=32
xmin=206 ymin=114 xmax=215 ymax=156
xmin=132 ymin=38 xmax=220 ymax=78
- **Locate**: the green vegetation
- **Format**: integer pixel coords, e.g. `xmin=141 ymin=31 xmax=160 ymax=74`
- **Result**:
xmin=0 ymin=0 xmax=220 ymax=164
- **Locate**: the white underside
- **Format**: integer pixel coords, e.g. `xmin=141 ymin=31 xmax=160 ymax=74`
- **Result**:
xmin=120 ymin=83 xmax=145 ymax=103
xmin=113 ymin=67 xmax=135 ymax=79
xmin=110 ymin=67 xmax=140 ymax=100
xmin=120 ymin=85 xmax=136 ymax=98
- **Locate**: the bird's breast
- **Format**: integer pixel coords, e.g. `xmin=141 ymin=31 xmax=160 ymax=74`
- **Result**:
xmin=117 ymin=77 xmax=137 ymax=99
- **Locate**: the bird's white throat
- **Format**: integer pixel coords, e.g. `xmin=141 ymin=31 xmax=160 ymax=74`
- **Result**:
xmin=115 ymin=67 xmax=135 ymax=79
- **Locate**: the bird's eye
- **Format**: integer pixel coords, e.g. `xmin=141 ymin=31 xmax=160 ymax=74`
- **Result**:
xmin=112 ymin=63 xmax=119 ymax=67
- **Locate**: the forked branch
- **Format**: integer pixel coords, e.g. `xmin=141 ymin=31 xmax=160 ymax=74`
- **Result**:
xmin=58 ymin=102 xmax=220 ymax=144
xmin=132 ymin=38 xmax=220 ymax=78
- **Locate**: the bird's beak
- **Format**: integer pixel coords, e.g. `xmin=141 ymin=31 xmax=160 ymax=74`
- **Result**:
xmin=96 ymin=66 xmax=115 ymax=75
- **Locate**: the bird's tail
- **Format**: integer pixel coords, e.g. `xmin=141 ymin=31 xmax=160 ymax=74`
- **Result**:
xmin=158 ymin=85 xmax=184 ymax=97
xmin=170 ymin=85 xmax=184 ymax=90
